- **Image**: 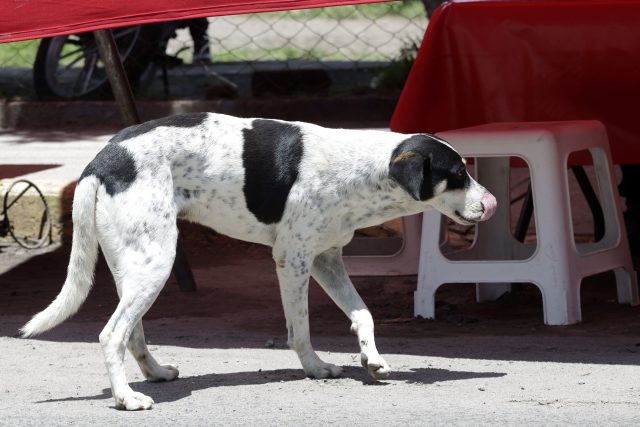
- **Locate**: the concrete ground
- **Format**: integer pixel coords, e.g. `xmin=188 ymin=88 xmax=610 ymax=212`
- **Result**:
xmin=1 ymin=127 xmax=640 ymax=425
xmin=2 ymin=236 xmax=640 ymax=426
xmin=3 ymin=317 xmax=640 ymax=425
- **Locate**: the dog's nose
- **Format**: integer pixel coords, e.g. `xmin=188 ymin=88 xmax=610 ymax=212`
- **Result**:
xmin=480 ymin=192 xmax=497 ymax=221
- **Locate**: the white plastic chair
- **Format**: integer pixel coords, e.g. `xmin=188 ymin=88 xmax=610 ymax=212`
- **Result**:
xmin=415 ymin=121 xmax=639 ymax=325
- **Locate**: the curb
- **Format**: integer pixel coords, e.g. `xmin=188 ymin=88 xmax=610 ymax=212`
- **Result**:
xmin=1 ymin=95 xmax=398 ymax=130
xmin=0 ymin=176 xmax=76 ymax=247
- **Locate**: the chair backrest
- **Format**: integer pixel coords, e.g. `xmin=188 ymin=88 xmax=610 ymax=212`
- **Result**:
xmin=391 ymin=0 xmax=640 ymax=164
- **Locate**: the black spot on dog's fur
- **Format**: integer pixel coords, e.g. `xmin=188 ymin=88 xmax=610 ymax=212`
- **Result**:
xmin=79 ymin=143 xmax=137 ymax=196
xmin=242 ymin=119 xmax=304 ymax=224
xmin=389 ymin=134 xmax=467 ymax=201
xmin=111 ymin=113 xmax=208 ymax=143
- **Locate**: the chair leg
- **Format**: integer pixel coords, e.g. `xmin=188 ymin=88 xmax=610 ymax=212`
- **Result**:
xmin=540 ymin=281 xmax=582 ymax=325
xmin=414 ymin=287 xmax=438 ymax=319
xmin=515 ymin=167 xmax=606 ymax=243
xmin=473 ymin=157 xmax=513 ymax=301
xmin=571 ymin=166 xmax=605 ymax=241
xmin=514 ymin=184 xmax=534 ymax=243
xmin=613 ymin=267 xmax=639 ymax=305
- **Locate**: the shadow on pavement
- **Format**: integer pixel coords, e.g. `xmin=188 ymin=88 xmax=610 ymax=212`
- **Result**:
xmin=36 ymin=366 xmax=507 ymax=407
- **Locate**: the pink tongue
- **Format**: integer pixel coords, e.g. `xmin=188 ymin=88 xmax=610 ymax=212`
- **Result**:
xmin=480 ymin=192 xmax=497 ymax=221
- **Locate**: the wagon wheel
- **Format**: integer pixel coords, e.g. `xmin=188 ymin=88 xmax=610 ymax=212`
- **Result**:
xmin=33 ymin=25 xmax=161 ymax=100
xmin=3 ymin=180 xmax=52 ymax=249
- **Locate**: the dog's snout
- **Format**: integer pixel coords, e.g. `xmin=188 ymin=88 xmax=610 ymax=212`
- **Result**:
xmin=479 ymin=192 xmax=497 ymax=221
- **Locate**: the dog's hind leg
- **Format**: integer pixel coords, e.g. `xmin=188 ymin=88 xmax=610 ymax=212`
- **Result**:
xmin=102 ymin=247 xmax=179 ymax=384
xmin=273 ymin=245 xmax=343 ymax=379
xmin=127 ymin=321 xmax=179 ymax=382
xmin=99 ymin=248 xmax=176 ymax=410
xmin=97 ymin=204 xmax=178 ymax=410
xmin=311 ymin=247 xmax=390 ymax=380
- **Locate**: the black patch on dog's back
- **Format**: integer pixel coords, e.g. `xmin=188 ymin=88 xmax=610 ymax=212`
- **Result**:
xmin=79 ymin=143 xmax=137 ymax=196
xmin=242 ymin=119 xmax=304 ymax=224
xmin=111 ymin=113 xmax=208 ymax=143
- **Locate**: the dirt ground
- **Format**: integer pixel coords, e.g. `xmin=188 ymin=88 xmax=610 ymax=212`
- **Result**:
xmin=2 ymin=223 xmax=640 ymax=425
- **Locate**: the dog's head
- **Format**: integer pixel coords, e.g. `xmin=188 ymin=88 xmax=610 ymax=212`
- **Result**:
xmin=389 ymin=134 xmax=496 ymax=225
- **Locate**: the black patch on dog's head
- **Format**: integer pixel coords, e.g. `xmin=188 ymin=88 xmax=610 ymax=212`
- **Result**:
xmin=389 ymin=134 xmax=467 ymax=201
xmin=242 ymin=119 xmax=304 ymax=224
xmin=79 ymin=143 xmax=137 ymax=196
xmin=111 ymin=113 xmax=208 ymax=143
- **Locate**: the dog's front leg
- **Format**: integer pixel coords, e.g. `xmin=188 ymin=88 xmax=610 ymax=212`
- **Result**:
xmin=311 ymin=247 xmax=390 ymax=380
xmin=273 ymin=246 xmax=343 ymax=379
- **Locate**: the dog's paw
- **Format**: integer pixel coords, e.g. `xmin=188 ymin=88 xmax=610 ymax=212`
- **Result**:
xmin=115 ymin=391 xmax=155 ymax=411
xmin=146 ymin=364 xmax=179 ymax=382
xmin=303 ymin=360 xmax=343 ymax=379
xmin=361 ymin=352 xmax=390 ymax=380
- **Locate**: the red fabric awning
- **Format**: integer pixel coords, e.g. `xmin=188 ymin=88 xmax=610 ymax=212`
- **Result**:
xmin=391 ymin=0 xmax=640 ymax=164
xmin=1 ymin=0 xmax=391 ymax=43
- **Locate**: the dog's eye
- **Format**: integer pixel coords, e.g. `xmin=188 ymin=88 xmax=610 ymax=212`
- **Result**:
xmin=456 ymin=167 xmax=465 ymax=177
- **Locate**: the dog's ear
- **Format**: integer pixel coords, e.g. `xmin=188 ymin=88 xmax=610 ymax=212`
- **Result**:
xmin=389 ymin=150 xmax=433 ymax=201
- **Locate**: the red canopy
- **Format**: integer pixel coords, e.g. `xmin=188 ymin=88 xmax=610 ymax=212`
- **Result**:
xmin=391 ymin=0 xmax=640 ymax=164
xmin=0 ymin=0 xmax=390 ymax=43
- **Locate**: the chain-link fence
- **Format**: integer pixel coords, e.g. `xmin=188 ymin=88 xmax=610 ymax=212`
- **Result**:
xmin=0 ymin=0 xmax=429 ymax=101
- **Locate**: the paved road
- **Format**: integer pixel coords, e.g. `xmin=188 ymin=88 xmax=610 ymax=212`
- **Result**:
xmin=2 ymin=238 xmax=640 ymax=426
xmin=2 ymin=315 xmax=640 ymax=426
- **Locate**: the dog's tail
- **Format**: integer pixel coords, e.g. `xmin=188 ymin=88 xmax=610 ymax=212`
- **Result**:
xmin=20 ymin=177 xmax=100 ymax=337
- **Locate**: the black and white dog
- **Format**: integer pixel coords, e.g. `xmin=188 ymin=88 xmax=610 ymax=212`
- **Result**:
xmin=21 ymin=113 xmax=496 ymax=410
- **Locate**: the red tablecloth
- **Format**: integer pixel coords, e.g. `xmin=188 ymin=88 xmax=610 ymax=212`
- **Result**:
xmin=391 ymin=0 xmax=640 ymax=164
xmin=0 ymin=1 xmax=390 ymax=43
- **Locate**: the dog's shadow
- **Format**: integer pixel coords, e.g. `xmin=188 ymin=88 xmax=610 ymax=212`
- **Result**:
xmin=36 ymin=366 xmax=506 ymax=406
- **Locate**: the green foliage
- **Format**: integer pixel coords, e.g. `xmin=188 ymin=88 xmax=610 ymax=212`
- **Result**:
xmin=213 ymin=47 xmax=391 ymax=62
xmin=0 ymin=40 xmax=39 ymax=68
xmin=376 ymin=37 xmax=420 ymax=89
xmin=265 ymin=0 xmax=425 ymax=20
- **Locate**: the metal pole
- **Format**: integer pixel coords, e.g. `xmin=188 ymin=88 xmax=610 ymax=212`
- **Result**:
xmin=93 ymin=29 xmax=197 ymax=292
